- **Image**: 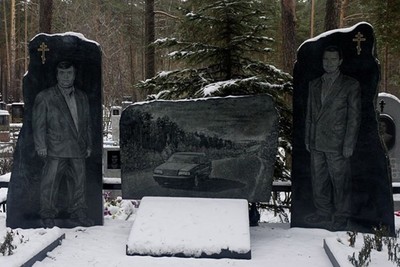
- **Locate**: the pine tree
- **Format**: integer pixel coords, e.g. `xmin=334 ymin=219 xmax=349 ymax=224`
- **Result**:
xmin=138 ymin=0 xmax=292 ymax=180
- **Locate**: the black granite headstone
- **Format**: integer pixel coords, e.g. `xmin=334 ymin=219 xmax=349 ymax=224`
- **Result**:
xmin=292 ymin=22 xmax=395 ymax=234
xmin=6 ymin=33 xmax=103 ymax=228
xmin=120 ymin=95 xmax=278 ymax=202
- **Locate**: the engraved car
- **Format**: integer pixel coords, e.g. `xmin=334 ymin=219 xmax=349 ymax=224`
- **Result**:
xmin=153 ymin=152 xmax=211 ymax=189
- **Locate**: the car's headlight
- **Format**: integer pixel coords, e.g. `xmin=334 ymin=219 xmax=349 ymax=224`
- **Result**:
xmin=178 ymin=171 xmax=191 ymax=176
xmin=154 ymin=169 xmax=163 ymax=175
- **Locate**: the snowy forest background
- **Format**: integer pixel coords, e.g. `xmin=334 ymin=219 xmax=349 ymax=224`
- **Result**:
xmin=0 ymin=0 xmax=399 ymax=180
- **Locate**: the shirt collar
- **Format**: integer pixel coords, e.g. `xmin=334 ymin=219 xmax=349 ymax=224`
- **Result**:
xmin=322 ymin=70 xmax=340 ymax=83
xmin=58 ymin=85 xmax=75 ymax=97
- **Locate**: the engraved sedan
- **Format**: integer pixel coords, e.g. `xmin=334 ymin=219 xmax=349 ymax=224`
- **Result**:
xmin=153 ymin=152 xmax=211 ymax=189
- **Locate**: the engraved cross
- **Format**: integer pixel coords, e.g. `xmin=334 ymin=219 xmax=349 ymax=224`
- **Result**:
xmin=379 ymin=99 xmax=386 ymax=113
xmin=352 ymin=32 xmax=366 ymax=56
xmin=38 ymin=42 xmax=49 ymax=64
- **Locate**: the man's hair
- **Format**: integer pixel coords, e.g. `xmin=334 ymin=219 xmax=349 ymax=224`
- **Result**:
xmin=323 ymin=45 xmax=343 ymax=59
xmin=56 ymin=61 xmax=74 ymax=69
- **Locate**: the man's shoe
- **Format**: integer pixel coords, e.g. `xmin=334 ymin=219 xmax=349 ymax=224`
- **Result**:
xmin=42 ymin=218 xmax=55 ymax=228
xmin=77 ymin=216 xmax=94 ymax=227
xmin=304 ymin=213 xmax=331 ymax=225
xmin=69 ymin=216 xmax=94 ymax=227
xmin=331 ymin=218 xmax=348 ymax=231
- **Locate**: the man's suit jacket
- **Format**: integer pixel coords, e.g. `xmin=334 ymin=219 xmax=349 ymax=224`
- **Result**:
xmin=305 ymin=73 xmax=361 ymax=153
xmin=33 ymin=86 xmax=92 ymax=158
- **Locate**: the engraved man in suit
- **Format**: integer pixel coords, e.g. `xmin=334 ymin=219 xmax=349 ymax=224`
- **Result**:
xmin=33 ymin=61 xmax=93 ymax=228
xmin=305 ymin=46 xmax=361 ymax=231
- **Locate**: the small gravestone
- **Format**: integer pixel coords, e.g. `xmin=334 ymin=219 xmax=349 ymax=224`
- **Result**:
xmin=0 ymin=110 xmax=10 ymax=142
xmin=378 ymin=93 xmax=400 ymax=182
xmin=11 ymin=102 xmax=24 ymax=123
xmin=6 ymin=32 xmax=103 ymax=228
xmin=111 ymin=106 xmax=121 ymax=143
xmin=292 ymin=22 xmax=394 ymax=234
xmin=120 ymin=95 xmax=278 ymax=202
xmin=103 ymin=146 xmax=121 ymax=178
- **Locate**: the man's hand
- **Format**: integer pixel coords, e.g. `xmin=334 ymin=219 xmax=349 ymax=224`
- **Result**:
xmin=305 ymin=144 xmax=310 ymax=152
xmin=343 ymin=148 xmax=353 ymax=158
xmin=37 ymin=149 xmax=47 ymax=158
xmin=86 ymin=149 xmax=92 ymax=158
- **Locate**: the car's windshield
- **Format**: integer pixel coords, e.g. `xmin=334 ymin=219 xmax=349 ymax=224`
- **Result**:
xmin=168 ymin=154 xmax=205 ymax=164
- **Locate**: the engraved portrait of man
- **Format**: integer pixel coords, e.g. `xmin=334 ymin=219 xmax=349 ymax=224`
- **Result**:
xmin=32 ymin=61 xmax=94 ymax=228
xmin=304 ymin=45 xmax=361 ymax=231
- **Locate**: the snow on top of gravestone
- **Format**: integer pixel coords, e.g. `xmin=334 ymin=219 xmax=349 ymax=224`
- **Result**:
xmin=0 ymin=110 xmax=9 ymax=115
xmin=130 ymin=94 xmax=258 ymax=107
xmin=31 ymin=31 xmax=100 ymax=47
xmin=378 ymin=92 xmax=400 ymax=103
xmin=298 ymin=21 xmax=374 ymax=52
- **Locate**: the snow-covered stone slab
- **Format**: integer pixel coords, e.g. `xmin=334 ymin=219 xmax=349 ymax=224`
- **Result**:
xmin=126 ymin=197 xmax=251 ymax=259
xmin=0 ymin=227 xmax=65 ymax=267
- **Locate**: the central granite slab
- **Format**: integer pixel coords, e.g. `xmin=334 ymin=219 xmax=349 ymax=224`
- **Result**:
xmin=120 ymin=95 xmax=278 ymax=201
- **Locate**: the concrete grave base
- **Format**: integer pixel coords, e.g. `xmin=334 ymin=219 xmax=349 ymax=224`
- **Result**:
xmin=323 ymin=235 xmax=396 ymax=267
xmin=126 ymin=197 xmax=251 ymax=259
xmin=23 ymin=233 xmax=65 ymax=266
xmin=0 ymin=227 xmax=65 ymax=267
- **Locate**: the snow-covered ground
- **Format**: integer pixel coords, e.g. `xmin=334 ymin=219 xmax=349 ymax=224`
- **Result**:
xmin=0 ymin=213 xmax=333 ymax=267
xmin=1 ymin=194 xmax=399 ymax=267
xmin=0 ymin=177 xmax=398 ymax=266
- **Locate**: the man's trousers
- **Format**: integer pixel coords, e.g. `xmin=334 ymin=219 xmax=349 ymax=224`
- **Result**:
xmin=39 ymin=157 xmax=87 ymax=219
xmin=310 ymin=149 xmax=351 ymax=219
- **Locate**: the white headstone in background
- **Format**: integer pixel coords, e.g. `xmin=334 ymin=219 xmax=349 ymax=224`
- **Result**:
xmin=111 ymin=106 xmax=121 ymax=143
xmin=378 ymin=93 xmax=400 ymax=182
xmin=103 ymin=146 xmax=121 ymax=178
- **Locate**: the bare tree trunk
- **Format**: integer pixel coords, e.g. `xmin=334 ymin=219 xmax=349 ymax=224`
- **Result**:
xmin=310 ymin=0 xmax=315 ymax=37
xmin=339 ymin=0 xmax=349 ymax=27
xmin=383 ymin=43 xmax=388 ymax=92
xmin=3 ymin=1 xmax=10 ymax=102
xmin=382 ymin=0 xmax=390 ymax=92
xmin=281 ymin=0 xmax=296 ymax=74
xmin=24 ymin=1 xmax=28 ymax=73
xmin=324 ymin=0 xmax=341 ymax=31
xmin=39 ymin=0 xmax=53 ymax=33
xmin=145 ymin=0 xmax=155 ymax=80
xmin=10 ymin=0 xmax=17 ymax=101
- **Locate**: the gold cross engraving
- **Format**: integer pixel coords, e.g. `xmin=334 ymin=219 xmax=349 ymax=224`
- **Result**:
xmin=38 ymin=42 xmax=50 ymax=64
xmin=352 ymin=32 xmax=366 ymax=56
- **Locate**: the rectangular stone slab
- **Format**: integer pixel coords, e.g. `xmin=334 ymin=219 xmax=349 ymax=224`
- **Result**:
xmin=120 ymin=95 xmax=278 ymax=202
xmin=126 ymin=197 xmax=251 ymax=259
